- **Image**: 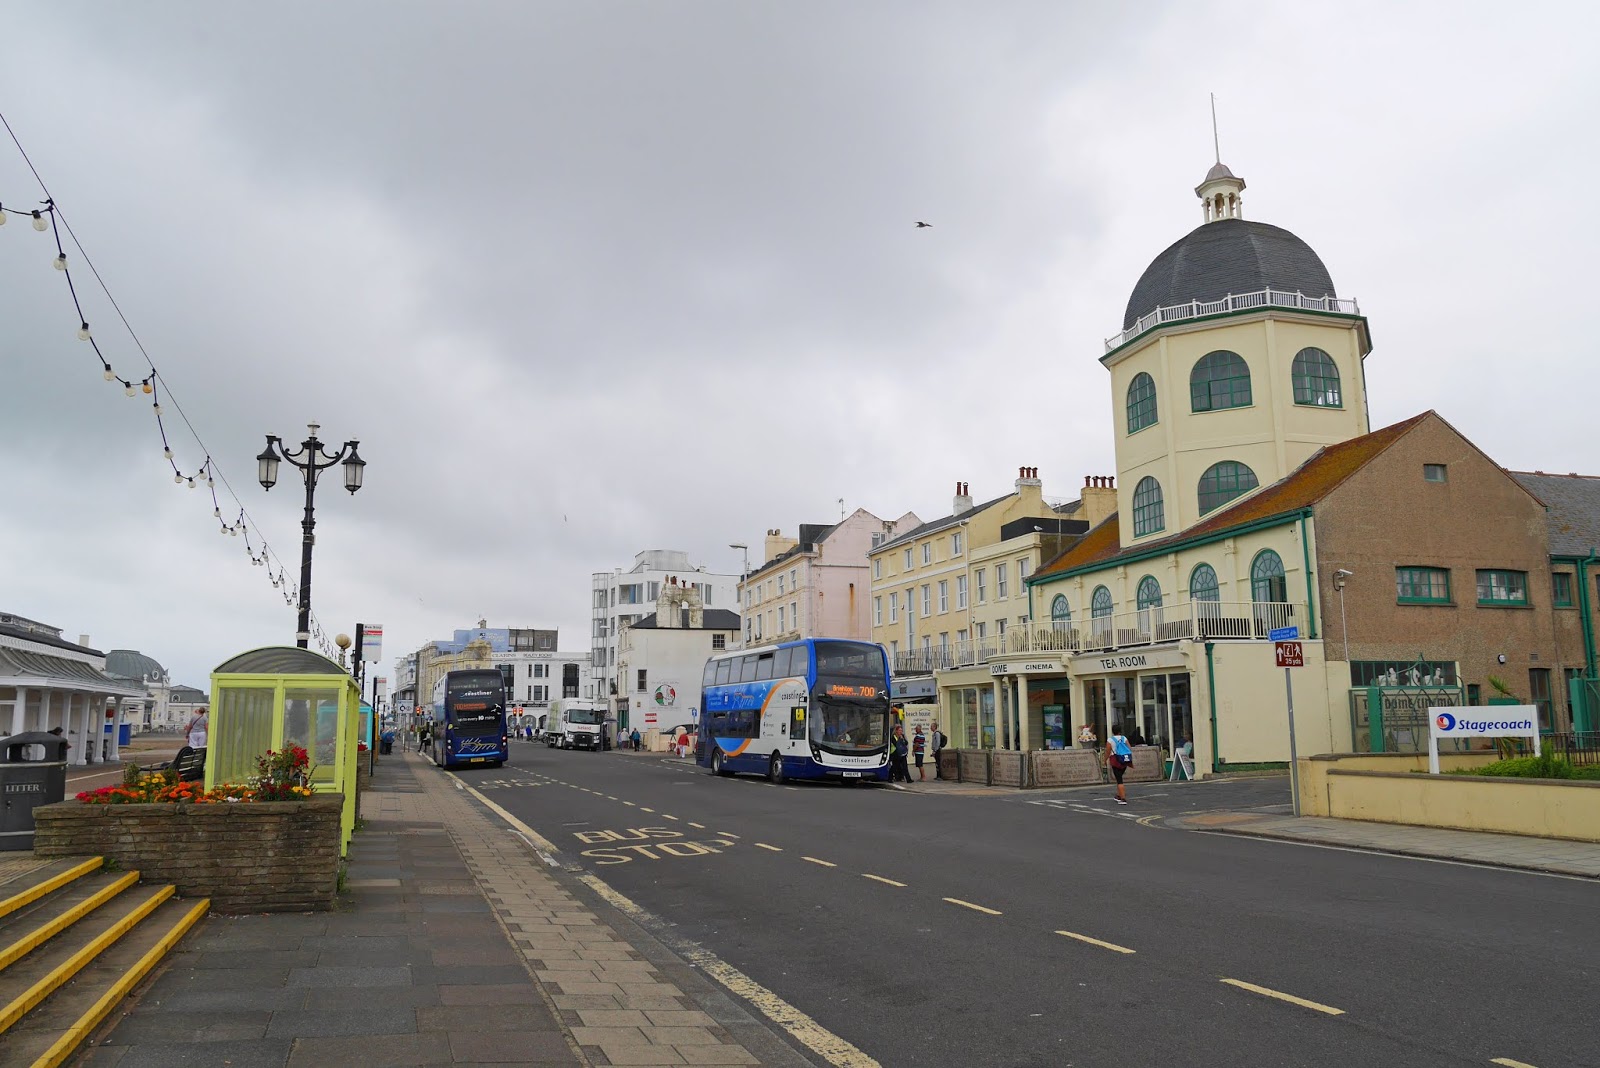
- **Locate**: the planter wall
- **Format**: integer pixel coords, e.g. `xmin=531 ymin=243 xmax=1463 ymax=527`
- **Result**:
xmin=958 ymin=749 xmax=990 ymax=785
xmin=1124 ymin=745 xmax=1166 ymax=783
xmin=1032 ymin=749 xmax=1101 ymax=787
xmin=33 ymin=795 xmax=343 ymax=912
xmin=990 ymin=751 xmax=1026 ymax=787
xmin=937 ymin=750 xmax=959 ymax=781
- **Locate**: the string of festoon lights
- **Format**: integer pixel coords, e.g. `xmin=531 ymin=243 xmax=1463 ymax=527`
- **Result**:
xmin=1 ymin=114 xmax=340 ymax=660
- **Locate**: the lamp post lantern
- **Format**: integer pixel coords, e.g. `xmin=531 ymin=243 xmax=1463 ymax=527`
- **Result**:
xmin=258 ymin=423 xmax=366 ymax=649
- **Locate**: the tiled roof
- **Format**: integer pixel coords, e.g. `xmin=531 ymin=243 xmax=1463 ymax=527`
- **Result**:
xmin=1509 ymin=471 xmax=1600 ymax=557
xmin=631 ymin=608 xmax=742 ymax=631
xmin=1033 ymin=412 xmax=1433 ymax=581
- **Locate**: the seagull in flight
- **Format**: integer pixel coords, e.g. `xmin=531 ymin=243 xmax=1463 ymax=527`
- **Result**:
xmin=915 ymin=221 xmax=932 ymax=228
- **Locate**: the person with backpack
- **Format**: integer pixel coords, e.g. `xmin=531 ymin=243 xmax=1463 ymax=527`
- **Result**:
xmin=929 ymin=721 xmax=946 ymax=779
xmin=1106 ymin=722 xmax=1133 ymax=805
xmin=911 ymin=725 xmax=928 ymax=781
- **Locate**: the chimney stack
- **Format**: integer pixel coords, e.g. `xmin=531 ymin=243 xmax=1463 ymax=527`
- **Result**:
xmin=952 ymin=481 xmax=973 ymax=515
xmin=1016 ymin=466 xmax=1042 ymax=493
xmin=78 ymin=634 xmax=90 ymax=648
xmin=1079 ymin=475 xmax=1118 ymax=526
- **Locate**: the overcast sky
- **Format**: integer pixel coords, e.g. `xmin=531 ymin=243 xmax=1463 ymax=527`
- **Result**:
xmin=2 ymin=1 xmax=1595 ymax=690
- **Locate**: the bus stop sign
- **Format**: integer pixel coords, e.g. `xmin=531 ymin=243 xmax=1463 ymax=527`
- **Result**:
xmin=1275 ymin=642 xmax=1304 ymax=668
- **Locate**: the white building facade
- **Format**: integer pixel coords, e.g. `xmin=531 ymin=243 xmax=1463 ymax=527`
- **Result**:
xmin=613 ymin=581 xmax=740 ymax=736
xmin=591 ymin=549 xmax=740 ymax=707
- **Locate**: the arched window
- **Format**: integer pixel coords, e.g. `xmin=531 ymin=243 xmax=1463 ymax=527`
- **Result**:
xmin=1136 ymin=576 xmax=1162 ymax=609
xmin=1292 ymin=347 xmax=1342 ymax=407
xmin=1189 ymin=564 xmax=1220 ymax=602
xmin=1050 ymin=594 xmax=1071 ymax=622
xmin=1091 ymin=586 xmax=1113 ymax=617
xmin=1126 ymin=372 xmax=1158 ymax=434
xmin=1190 ymin=350 xmax=1252 ymax=412
xmin=1197 ymin=461 xmax=1260 ymax=514
xmin=1131 ymin=476 xmax=1165 ymax=537
xmin=1250 ymin=550 xmax=1287 ymax=603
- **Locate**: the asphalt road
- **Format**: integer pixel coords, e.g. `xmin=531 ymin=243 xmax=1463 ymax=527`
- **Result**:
xmin=451 ymin=742 xmax=1598 ymax=1068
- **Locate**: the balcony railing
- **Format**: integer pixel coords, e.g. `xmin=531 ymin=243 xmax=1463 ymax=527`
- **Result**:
xmin=890 ymin=600 xmax=1306 ymax=675
xmin=1106 ymin=288 xmax=1361 ymax=352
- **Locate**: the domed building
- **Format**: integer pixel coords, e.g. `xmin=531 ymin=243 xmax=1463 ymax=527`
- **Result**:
xmin=1104 ymin=160 xmax=1372 ymax=545
xmin=1009 ymin=160 xmax=1576 ymax=776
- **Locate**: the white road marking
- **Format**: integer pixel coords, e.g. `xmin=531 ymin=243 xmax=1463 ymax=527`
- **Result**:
xmin=862 ymin=874 xmax=906 ymax=887
xmin=944 ymin=897 xmax=1001 ymax=916
xmin=802 ymin=857 xmax=837 ymax=868
xmin=755 ymin=843 xmax=783 ymax=852
xmin=1055 ymin=929 xmax=1136 ymax=954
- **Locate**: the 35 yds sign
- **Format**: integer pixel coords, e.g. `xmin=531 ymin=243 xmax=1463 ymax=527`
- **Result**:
xmin=1274 ymin=641 xmax=1304 ymax=668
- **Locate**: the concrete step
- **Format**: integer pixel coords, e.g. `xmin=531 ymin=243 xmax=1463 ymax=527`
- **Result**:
xmin=0 ymin=896 xmax=207 ymax=1067
xmin=0 ymin=859 xmax=104 ymax=924
xmin=0 ymin=870 xmax=139 ymax=973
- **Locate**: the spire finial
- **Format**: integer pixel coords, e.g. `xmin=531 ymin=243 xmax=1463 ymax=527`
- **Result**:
xmin=1211 ymin=92 xmax=1220 ymax=164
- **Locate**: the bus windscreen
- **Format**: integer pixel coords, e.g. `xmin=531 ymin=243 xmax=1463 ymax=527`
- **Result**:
xmin=447 ymin=674 xmax=504 ymax=731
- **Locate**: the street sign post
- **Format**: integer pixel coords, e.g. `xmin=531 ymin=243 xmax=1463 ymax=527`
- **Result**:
xmin=1275 ymin=640 xmax=1304 ymax=815
xmin=1268 ymin=625 xmax=1299 ymax=643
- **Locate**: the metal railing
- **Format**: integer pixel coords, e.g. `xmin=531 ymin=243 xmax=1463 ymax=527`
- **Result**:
xmin=1106 ymin=289 xmax=1361 ymax=352
xmin=1546 ymin=731 xmax=1600 ymax=767
xmin=890 ymin=600 xmax=1305 ymax=675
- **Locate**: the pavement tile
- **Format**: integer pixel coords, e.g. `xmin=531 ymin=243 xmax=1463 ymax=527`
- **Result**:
xmin=619 ymin=982 xmax=684 ymax=998
xmin=287 ymin=1031 xmax=454 ymax=1066
xmin=447 ymin=1029 xmax=582 ymax=1063
xmin=96 ymin=1040 xmax=295 ymax=1068
xmin=640 ymin=1027 xmax=724 ymax=1046
xmin=265 ymin=1005 xmax=419 ymax=1038
xmin=157 ymin=966 xmax=292 ymax=990
xmin=431 ymin=946 xmax=524 ymax=967
xmin=553 ymin=994 xmax=624 ymax=1010
xmin=570 ymin=1025 xmax=648 ymax=1044
xmin=439 ymin=983 xmax=546 ymax=1006
xmin=416 ymin=1005 xmax=565 ymax=1033
xmin=183 ymin=949 xmax=321 ymax=970
xmin=286 ymin=964 xmax=412 ymax=988
xmin=594 ymin=1042 xmax=688 ymax=1065
xmin=136 ymin=988 xmax=306 ymax=1013
xmin=643 ymin=1010 xmax=716 ymax=1028
xmin=297 ymin=985 xmax=444 ymax=1010
xmin=411 ymin=964 xmax=540 ymax=987
xmin=576 ymin=1008 xmax=651 ymax=1028
xmin=672 ymin=1046 xmax=761 ymax=1065
xmin=96 ymin=1012 xmax=271 ymax=1044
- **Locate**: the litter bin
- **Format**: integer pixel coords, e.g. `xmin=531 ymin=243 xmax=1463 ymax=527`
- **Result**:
xmin=117 ymin=723 xmax=132 ymax=746
xmin=0 ymin=732 xmax=69 ymax=852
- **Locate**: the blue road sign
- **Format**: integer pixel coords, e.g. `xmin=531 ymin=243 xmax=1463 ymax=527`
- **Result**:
xmin=1268 ymin=626 xmax=1299 ymax=642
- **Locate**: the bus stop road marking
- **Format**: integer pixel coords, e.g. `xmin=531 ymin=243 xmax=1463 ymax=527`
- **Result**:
xmin=944 ymin=897 xmax=1001 ymax=916
xmin=1055 ymin=930 xmax=1136 ymax=954
xmin=688 ymin=822 xmax=706 ymax=829
xmin=755 ymin=843 xmax=783 ymax=852
xmin=1219 ymin=978 xmax=1344 ymax=1015
xmin=639 ymin=807 xmax=655 ymax=813
xmin=721 ymin=832 xmax=740 ymax=839
xmin=862 ymin=874 xmax=906 ymax=887
xmin=802 ymin=857 xmax=836 ymax=868
xmin=622 ymin=801 xmax=636 ymax=807
xmin=662 ymin=814 xmax=679 ymax=820
xmin=1491 ymin=1058 xmax=1542 ymax=1067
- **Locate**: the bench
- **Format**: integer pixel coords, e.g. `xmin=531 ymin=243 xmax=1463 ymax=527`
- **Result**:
xmin=141 ymin=745 xmax=207 ymax=783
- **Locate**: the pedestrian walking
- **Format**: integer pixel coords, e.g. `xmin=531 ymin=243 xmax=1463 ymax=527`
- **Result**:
xmin=930 ymin=721 xmax=946 ymax=778
xmin=630 ymin=728 xmax=641 ymax=751
xmin=912 ymin=725 xmax=928 ymax=781
xmin=890 ymin=725 xmax=910 ymax=783
xmin=184 ymin=707 xmax=209 ymax=750
xmin=1106 ymin=722 xmax=1133 ymax=805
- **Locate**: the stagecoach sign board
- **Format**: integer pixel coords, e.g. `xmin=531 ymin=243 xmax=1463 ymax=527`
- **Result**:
xmin=1427 ymin=705 xmax=1539 ymax=774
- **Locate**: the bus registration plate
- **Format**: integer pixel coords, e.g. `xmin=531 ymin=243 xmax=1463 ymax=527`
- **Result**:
xmin=842 ymin=771 xmax=861 ymax=778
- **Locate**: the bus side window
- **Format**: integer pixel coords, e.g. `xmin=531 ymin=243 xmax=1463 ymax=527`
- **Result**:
xmin=790 ymin=707 xmax=806 ymax=740
xmin=715 ymin=659 xmax=733 ymax=686
xmin=739 ymin=657 xmax=756 ymax=683
xmin=755 ymin=654 xmax=774 ymax=681
xmin=703 ymin=661 xmax=717 ymax=688
xmin=773 ymin=648 xmax=792 ymax=678
xmin=791 ymin=645 xmax=811 ymax=680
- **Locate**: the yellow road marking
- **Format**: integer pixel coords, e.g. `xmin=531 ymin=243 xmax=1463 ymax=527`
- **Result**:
xmin=755 ymin=843 xmax=783 ymax=852
xmin=944 ymin=897 xmax=1001 ymax=916
xmin=802 ymin=857 xmax=837 ymax=868
xmin=1491 ymin=1059 xmax=1541 ymax=1068
xmin=689 ymin=822 xmax=706 ymax=829
xmin=662 ymin=814 xmax=679 ymax=820
xmin=1055 ymin=929 xmax=1136 ymax=954
xmin=1136 ymin=814 xmax=1164 ymax=828
xmin=1219 ymin=978 xmax=1344 ymax=1016
xmin=722 ymin=832 xmax=740 ymax=839
xmin=577 ymin=874 xmax=879 ymax=1067
xmin=862 ymin=874 xmax=906 ymax=887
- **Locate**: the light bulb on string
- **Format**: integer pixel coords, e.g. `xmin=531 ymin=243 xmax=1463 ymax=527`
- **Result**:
xmin=174 ymin=473 xmax=184 ymax=485
xmin=103 ymin=366 xmax=115 ymax=382
xmin=141 ymin=380 xmax=153 ymax=395
xmin=163 ymin=447 xmax=173 ymax=460
xmin=152 ymin=403 xmax=162 ymax=415
xmin=52 ymin=253 xmax=66 ymax=271
xmin=123 ymin=383 xmax=136 ymax=398
xmin=213 ymin=507 xmax=221 ymax=518
xmin=78 ymin=323 xmax=91 ymax=341
xmin=0 ymin=205 xmax=7 ymax=225
xmin=187 ymin=477 xmax=196 ymax=489
xmin=230 ymin=526 xmax=239 ymax=537
xmin=31 ymin=211 xmax=47 ymax=232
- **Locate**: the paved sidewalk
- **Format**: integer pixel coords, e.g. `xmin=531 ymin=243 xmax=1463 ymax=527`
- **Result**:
xmin=82 ymin=750 xmax=792 ymax=1067
xmin=1174 ymin=810 xmax=1600 ymax=877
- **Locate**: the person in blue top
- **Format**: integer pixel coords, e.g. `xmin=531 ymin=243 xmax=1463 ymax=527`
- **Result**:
xmin=1106 ymin=723 xmax=1134 ymax=805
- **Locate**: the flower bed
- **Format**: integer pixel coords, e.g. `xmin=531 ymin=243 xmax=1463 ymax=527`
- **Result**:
xmin=35 ymin=744 xmax=341 ymax=913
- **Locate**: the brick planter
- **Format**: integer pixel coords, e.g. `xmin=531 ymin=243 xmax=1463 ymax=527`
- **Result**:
xmin=32 ymin=796 xmax=342 ymax=913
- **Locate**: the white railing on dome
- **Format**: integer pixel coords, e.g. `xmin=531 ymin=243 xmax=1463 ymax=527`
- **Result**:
xmin=1106 ymin=289 xmax=1361 ymax=352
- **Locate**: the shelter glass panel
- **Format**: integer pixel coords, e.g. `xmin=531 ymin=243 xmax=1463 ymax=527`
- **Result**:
xmin=213 ymin=684 xmax=274 ymax=786
xmin=284 ymin=687 xmax=342 ymax=784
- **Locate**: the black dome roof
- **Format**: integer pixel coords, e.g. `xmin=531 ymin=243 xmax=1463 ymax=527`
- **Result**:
xmin=1123 ymin=218 xmax=1336 ymax=330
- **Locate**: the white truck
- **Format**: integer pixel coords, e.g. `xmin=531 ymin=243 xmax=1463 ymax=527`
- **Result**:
xmin=545 ymin=700 xmax=608 ymax=751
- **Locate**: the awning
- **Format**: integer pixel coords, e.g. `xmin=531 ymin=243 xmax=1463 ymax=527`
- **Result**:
xmin=0 ymin=646 xmax=147 ymax=697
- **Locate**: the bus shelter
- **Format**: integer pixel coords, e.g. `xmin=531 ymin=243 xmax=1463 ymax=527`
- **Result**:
xmin=209 ymin=646 xmax=360 ymax=853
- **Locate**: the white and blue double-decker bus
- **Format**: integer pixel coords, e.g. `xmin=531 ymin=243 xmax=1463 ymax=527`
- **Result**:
xmin=433 ymin=669 xmax=509 ymax=769
xmin=697 ymin=638 xmax=891 ymax=783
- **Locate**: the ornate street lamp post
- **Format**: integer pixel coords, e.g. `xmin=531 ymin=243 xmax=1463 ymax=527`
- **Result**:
xmin=257 ymin=423 xmax=366 ymax=649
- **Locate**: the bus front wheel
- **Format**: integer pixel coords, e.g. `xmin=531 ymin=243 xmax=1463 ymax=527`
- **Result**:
xmin=767 ymin=753 xmax=785 ymax=785
xmin=711 ymin=750 xmax=729 ymax=777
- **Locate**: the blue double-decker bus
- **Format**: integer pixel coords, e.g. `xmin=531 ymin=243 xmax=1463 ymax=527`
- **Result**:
xmin=434 ymin=669 xmax=509 ymax=769
xmin=697 ymin=638 xmax=891 ymax=783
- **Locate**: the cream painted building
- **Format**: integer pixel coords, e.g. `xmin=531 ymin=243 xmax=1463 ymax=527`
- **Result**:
xmin=615 ymin=581 xmax=740 ymax=736
xmin=738 ymin=509 xmax=919 ymax=648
